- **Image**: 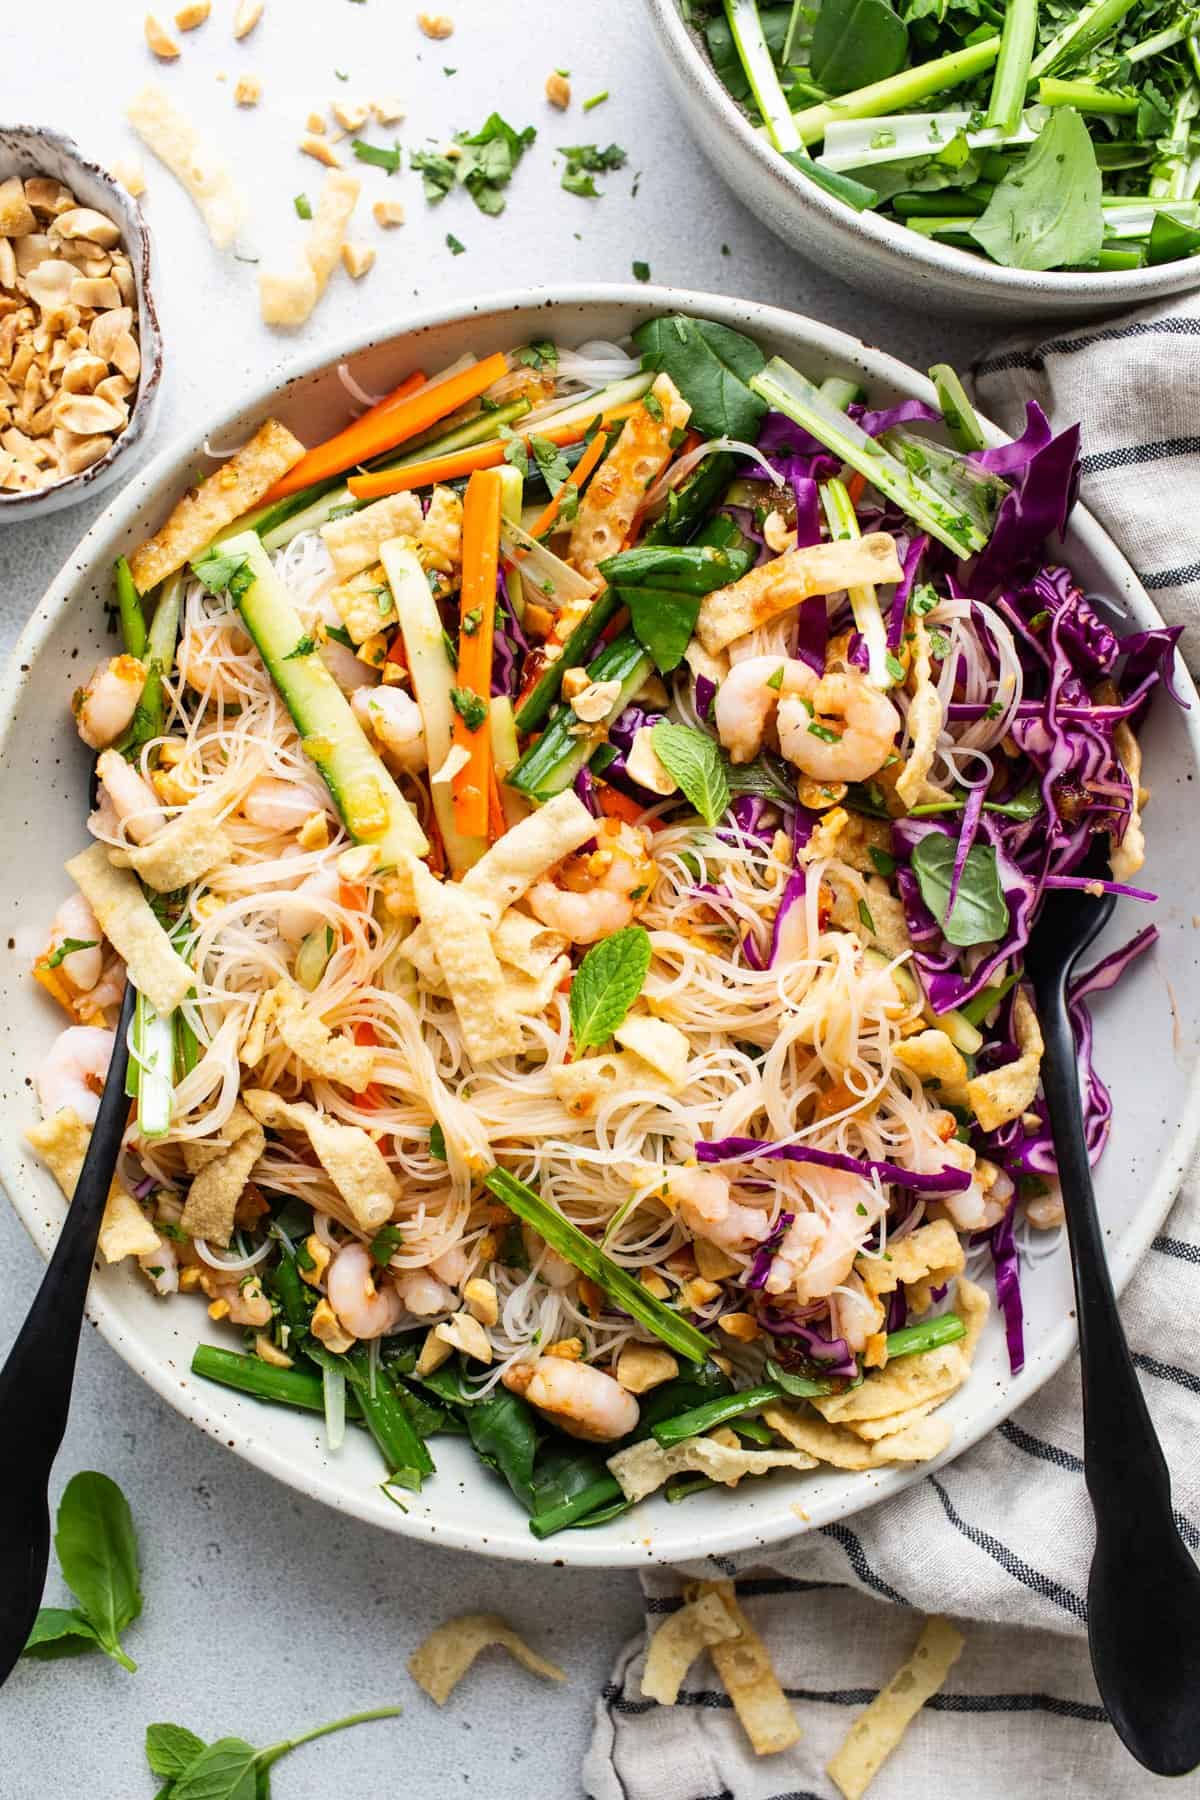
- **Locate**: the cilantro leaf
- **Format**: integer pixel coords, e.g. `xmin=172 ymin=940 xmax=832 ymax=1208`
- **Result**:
xmin=293 ymin=193 xmax=312 ymax=219
xmin=516 ymin=341 xmax=558 ymax=370
xmin=450 ymin=685 xmax=488 ymax=730
xmin=650 ymin=722 xmax=731 ymax=825
xmin=559 ymin=140 xmax=627 ymax=198
xmin=352 ymin=138 xmax=402 ymax=174
xmin=529 ymin=433 xmax=573 ymax=495
xmin=370 ymin=1223 xmax=403 ymax=1266
xmin=569 ymin=925 xmax=652 ymax=1049
xmin=410 ymin=148 xmax=457 ymax=202
xmin=191 ymin=549 xmax=254 ymax=602
xmin=446 ymin=232 xmax=466 ymax=255
xmin=45 ymin=937 xmax=99 ymax=969
xmin=429 ymin=1122 xmax=447 ymax=1160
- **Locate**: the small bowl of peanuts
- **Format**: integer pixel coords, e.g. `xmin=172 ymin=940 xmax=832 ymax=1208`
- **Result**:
xmin=0 ymin=123 xmax=164 ymax=519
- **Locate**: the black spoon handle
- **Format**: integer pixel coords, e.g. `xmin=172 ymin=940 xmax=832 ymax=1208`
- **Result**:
xmin=1034 ymin=959 xmax=1200 ymax=1775
xmin=0 ymin=981 xmax=135 ymax=1688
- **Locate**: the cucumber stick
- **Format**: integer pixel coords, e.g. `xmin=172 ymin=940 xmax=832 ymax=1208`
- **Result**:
xmin=222 ymin=531 xmax=427 ymax=864
xmin=497 ymin=463 xmax=525 ymax=620
xmin=508 ymin=630 xmax=652 ymax=801
xmin=489 ymin=695 xmax=530 ymax=829
xmin=380 ymin=539 xmax=485 ymax=872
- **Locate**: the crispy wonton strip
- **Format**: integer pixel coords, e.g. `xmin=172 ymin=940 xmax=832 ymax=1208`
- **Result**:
xmin=179 ymin=1110 xmax=265 ymax=1246
xmin=812 ymin=1342 xmax=969 ymax=1425
xmin=405 ymin=857 xmax=522 ymax=1062
xmin=641 ymin=1593 xmax=741 ymax=1706
xmin=608 ymin=1434 xmax=817 ymax=1504
xmin=687 ymin=1581 xmax=802 ymax=1756
xmin=550 ymin=1051 xmax=679 ymax=1118
xmin=126 ymin=84 xmax=248 ymax=249
xmin=967 ymin=987 xmax=1044 ymax=1132
xmin=696 ymin=534 xmax=903 ymax=655
xmin=26 ymin=1109 xmax=160 ymax=1262
xmin=407 ymin=1613 xmax=566 ymax=1705
xmin=259 ymin=170 xmax=361 ymax=327
xmin=826 ymin=1616 xmax=965 ymax=1800
xmin=125 ymin=811 xmax=233 ymax=893
xmin=243 ymin=1089 xmax=398 ymax=1231
xmin=273 ymin=980 xmax=376 ymax=1088
xmin=321 ymin=491 xmax=423 ymax=580
xmin=763 ymin=1404 xmax=952 ymax=1469
xmin=895 ymin=617 xmax=946 ymax=808
xmin=128 ymin=419 xmax=306 ymax=591
xmin=568 ymin=374 xmax=692 ymax=579
xmin=66 ymin=843 xmax=193 ymax=1013
xmin=856 ymin=1218 xmax=964 ymax=1299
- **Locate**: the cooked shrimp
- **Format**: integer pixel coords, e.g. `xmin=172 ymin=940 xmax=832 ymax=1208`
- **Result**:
xmin=395 ymin=1268 xmax=456 ymax=1315
xmin=529 ymin=818 xmax=655 ymax=945
xmin=95 ymin=747 xmax=166 ymax=845
xmin=139 ymin=1237 xmax=178 ymax=1297
xmin=503 ymin=1355 xmax=639 ymax=1442
xmin=352 ymin=685 xmax=427 ymax=774
xmin=35 ymin=1025 xmax=115 ymax=1124
xmin=765 ymin=1167 xmax=882 ymax=1303
xmin=241 ymin=776 xmax=331 ymax=834
xmin=430 ymin=1243 xmax=470 ymax=1287
xmin=42 ymin=892 xmax=103 ymax=994
xmin=321 ymin=639 xmax=377 ymax=695
xmin=777 ymin=672 xmax=900 ymax=784
xmin=1025 ymin=1182 xmax=1064 ymax=1230
xmin=277 ymin=863 xmax=340 ymax=945
xmin=204 ymin=1271 xmax=273 ymax=1327
xmin=714 ymin=655 xmax=817 ymax=764
xmin=327 ymin=1242 xmax=405 ymax=1339
xmin=73 ymin=654 xmax=147 ymax=751
xmin=521 ymin=1226 xmax=576 ymax=1288
xmin=86 ymin=955 xmax=128 ymax=1018
xmin=177 ymin=619 xmax=257 ymax=703
xmin=830 ymin=1275 xmax=883 ymax=1352
xmin=670 ymin=1165 xmax=771 ymax=1251
xmin=937 ymin=1147 xmax=1014 ymax=1233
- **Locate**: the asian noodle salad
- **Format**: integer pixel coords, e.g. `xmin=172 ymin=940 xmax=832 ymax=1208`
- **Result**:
xmin=28 ymin=314 xmax=1179 ymax=1533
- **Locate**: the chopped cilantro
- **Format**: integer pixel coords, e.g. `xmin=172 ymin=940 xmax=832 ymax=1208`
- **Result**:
xmin=530 ymin=433 xmax=572 ymax=495
xmin=441 ymin=628 xmax=459 ymax=668
xmin=884 ymin=651 xmax=906 ymax=684
xmin=45 ymin=937 xmax=98 ymax=970
xmin=516 ymin=340 xmax=558 ymax=371
xmin=410 ymin=147 xmax=457 ymax=202
xmin=293 ymin=193 xmax=312 ymax=220
xmin=461 ymin=607 xmax=483 ymax=636
xmin=807 ymin=721 xmax=840 ymax=744
xmin=446 ymin=232 xmax=466 ymax=254
xmin=352 ymin=138 xmax=402 ymax=174
xmin=632 ymin=259 xmax=650 ymax=282
xmin=429 ymin=1122 xmax=447 ymax=1160
xmin=499 ymin=424 xmax=529 ymax=477
xmin=283 ymin=635 xmax=317 ymax=660
xmin=559 ymin=140 xmax=626 ymax=198
xmin=643 ymin=390 xmax=664 ymax=421
xmin=450 ymin=685 xmax=488 ymax=730
xmin=370 ymin=1224 xmax=404 ymax=1266
xmin=191 ymin=549 xmax=254 ymax=602
xmin=857 ymin=898 xmax=876 ymax=935
xmin=868 ymin=845 xmax=897 ymax=879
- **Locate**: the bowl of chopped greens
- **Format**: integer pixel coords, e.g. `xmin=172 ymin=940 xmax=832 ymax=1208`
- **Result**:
xmin=647 ymin=0 xmax=1200 ymax=317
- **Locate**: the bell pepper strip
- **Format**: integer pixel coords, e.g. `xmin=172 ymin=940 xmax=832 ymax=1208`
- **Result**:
xmin=346 ymin=402 xmax=643 ymax=502
xmin=525 ymin=427 xmax=609 ymax=540
xmin=451 ymin=469 xmax=503 ymax=840
xmin=263 ymin=354 xmax=509 ymax=502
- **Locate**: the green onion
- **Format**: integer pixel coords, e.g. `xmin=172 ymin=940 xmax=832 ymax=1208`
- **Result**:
xmin=484 ymin=1168 xmax=712 ymax=1363
xmin=192 ymin=1344 xmax=353 ymax=1415
xmin=929 ymin=363 xmax=986 ymax=453
xmin=882 ymin=1312 xmax=966 ymax=1358
xmin=788 ymin=37 xmax=1001 ymax=148
xmin=986 ymin=0 xmax=1038 ymax=134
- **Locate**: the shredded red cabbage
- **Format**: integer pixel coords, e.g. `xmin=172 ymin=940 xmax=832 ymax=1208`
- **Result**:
xmin=989 ymin=1206 xmax=1025 ymax=1375
xmin=855 ymin=396 xmax=941 ymax=438
xmin=745 ymin=1210 xmax=794 ymax=1289
xmin=696 ymin=1136 xmax=973 ymax=1192
xmin=759 ymin=1312 xmax=859 ymax=1379
xmin=769 ymin=870 xmax=807 ymax=966
xmin=887 ymin=532 xmax=928 ymax=650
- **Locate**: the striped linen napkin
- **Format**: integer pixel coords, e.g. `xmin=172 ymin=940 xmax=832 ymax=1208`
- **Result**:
xmin=584 ymin=295 xmax=1200 ymax=1800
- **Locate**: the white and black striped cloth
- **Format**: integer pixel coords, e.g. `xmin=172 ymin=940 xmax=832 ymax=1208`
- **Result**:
xmin=584 ymin=296 xmax=1200 ymax=1800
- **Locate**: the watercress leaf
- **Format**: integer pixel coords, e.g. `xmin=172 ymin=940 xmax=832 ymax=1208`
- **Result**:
xmin=911 ymin=833 xmax=1010 ymax=947
xmin=969 ymin=107 xmax=1102 ymax=272
xmin=146 ymin=1724 xmax=209 ymax=1779
xmin=54 ymin=1471 xmax=141 ymax=1656
xmin=465 ymin=1388 xmax=540 ymax=1510
xmin=632 ymin=314 xmax=767 ymax=440
xmin=810 ymin=0 xmax=909 ymax=94
xmin=650 ymin=721 xmax=731 ymax=826
xmin=569 ymin=925 xmax=652 ymax=1049
xmin=21 ymin=1606 xmax=100 ymax=1660
xmin=169 ymin=1738 xmax=259 ymax=1800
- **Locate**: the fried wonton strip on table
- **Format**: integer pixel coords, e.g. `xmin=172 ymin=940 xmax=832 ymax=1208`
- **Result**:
xmin=686 ymin=1580 xmax=802 ymax=1756
xmin=259 ymin=169 xmax=360 ymax=328
xmin=407 ymin=1613 xmax=566 ymax=1706
xmin=128 ymin=418 xmax=305 ymax=591
xmin=826 ymin=1616 xmax=965 ymax=1800
xmin=640 ymin=1593 xmax=741 ymax=1706
xmin=243 ymin=1090 xmax=398 ymax=1231
xmin=696 ymin=534 xmax=903 ymax=655
xmin=66 ymin=843 xmax=193 ymax=1014
xmin=126 ymin=83 xmax=248 ymax=249
xmin=26 ymin=1108 xmax=160 ymax=1263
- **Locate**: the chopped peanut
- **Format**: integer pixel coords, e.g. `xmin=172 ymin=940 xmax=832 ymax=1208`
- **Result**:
xmin=297 ymin=810 xmax=330 ymax=850
xmin=111 ymin=158 xmax=147 ymax=198
xmin=234 ymin=75 xmax=262 ymax=106
xmin=332 ymin=100 xmax=370 ymax=132
xmin=638 ymin=1269 xmax=671 ymax=1300
xmin=341 ymin=242 xmax=375 ymax=279
xmin=615 ymin=1343 xmax=678 ymax=1394
xmin=417 ymin=11 xmax=454 ymax=37
xmin=463 ymin=1277 xmax=499 ymax=1327
xmin=415 ymin=1327 xmax=453 ymax=1375
xmin=312 ymin=1297 xmax=355 ymax=1354
xmin=545 ymin=72 xmax=571 ymax=109
xmin=679 ymin=1276 xmax=721 ymax=1309
xmin=300 ymin=135 xmax=341 ymax=168
xmin=371 ymin=97 xmax=407 ymax=124
xmin=175 ymin=0 xmax=211 ymax=26
xmin=233 ymin=0 xmax=263 ymax=37
xmin=544 ymin=1337 xmax=584 ymax=1360
xmin=373 ymin=199 xmax=406 ymax=229
xmin=435 ymin=1311 xmax=493 ymax=1364
xmin=255 ymin=1333 xmax=293 ymax=1369
xmin=299 ymin=1233 xmax=331 ymax=1288
xmin=717 ymin=1311 xmax=760 ymax=1343
xmin=306 ymin=111 xmax=327 ymax=134
xmin=145 ymin=14 xmax=181 ymax=58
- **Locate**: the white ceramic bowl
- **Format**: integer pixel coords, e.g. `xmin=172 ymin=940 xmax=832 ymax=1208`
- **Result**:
xmin=644 ymin=0 xmax=1200 ymax=322
xmin=2 ymin=286 xmax=1198 ymax=1567
xmin=0 ymin=125 xmax=164 ymax=521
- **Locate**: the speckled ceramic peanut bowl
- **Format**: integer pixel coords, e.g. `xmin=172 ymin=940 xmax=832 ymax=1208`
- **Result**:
xmin=1 ymin=286 xmax=1197 ymax=1566
xmin=645 ymin=0 xmax=1200 ymax=322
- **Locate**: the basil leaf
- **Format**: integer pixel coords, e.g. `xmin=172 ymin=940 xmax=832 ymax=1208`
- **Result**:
xmin=970 ymin=108 xmax=1103 ymax=272
xmin=911 ymin=833 xmax=1010 ymax=948
xmin=633 ymin=314 xmax=767 ymax=441
xmin=465 ymin=1388 xmax=540 ymax=1509
xmin=22 ymin=1606 xmax=100 ymax=1660
xmin=600 ymin=542 xmax=754 ymax=673
xmin=146 ymin=1724 xmax=209 ymax=1779
xmin=54 ymin=1471 xmax=141 ymax=1668
xmin=569 ymin=925 xmax=652 ymax=1049
xmin=170 ymin=1738 xmax=258 ymax=1800
xmin=810 ymin=0 xmax=908 ymax=94
xmin=650 ymin=721 xmax=731 ymax=826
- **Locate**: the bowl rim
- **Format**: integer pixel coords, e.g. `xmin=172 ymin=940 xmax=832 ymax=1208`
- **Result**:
xmin=0 ymin=122 xmax=164 ymax=517
xmin=644 ymin=0 xmax=1200 ymax=305
xmin=3 ymin=280 xmax=1199 ymax=1566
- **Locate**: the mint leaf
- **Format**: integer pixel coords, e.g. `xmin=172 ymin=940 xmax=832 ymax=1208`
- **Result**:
xmin=53 ymin=1471 xmax=141 ymax=1672
xmin=969 ymin=108 xmax=1103 ymax=272
xmin=22 ymin=1607 xmax=101 ymax=1660
xmin=910 ymin=833 xmax=1009 ymax=948
xmin=146 ymin=1724 xmax=209 ymax=1778
xmin=191 ymin=550 xmax=253 ymax=603
xmin=650 ymin=722 xmax=730 ymax=826
xmin=569 ymin=925 xmax=652 ymax=1049
xmin=170 ymin=1736 xmax=258 ymax=1800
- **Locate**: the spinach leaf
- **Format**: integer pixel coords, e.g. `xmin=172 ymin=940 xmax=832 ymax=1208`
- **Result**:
xmin=969 ymin=107 xmax=1103 ymax=271
xmin=45 ymin=1471 xmax=141 ymax=1672
xmin=704 ymin=4 xmax=796 ymax=101
xmin=466 ymin=1388 xmax=541 ymax=1509
xmin=910 ymin=833 xmax=1010 ymax=947
xmin=633 ymin=314 xmax=767 ymax=440
xmin=569 ymin=925 xmax=653 ymax=1048
xmin=530 ymin=1443 xmax=611 ymax=1515
xmin=21 ymin=1607 xmax=100 ymax=1660
xmin=810 ymin=0 xmax=909 ymax=93
xmin=599 ymin=540 xmax=753 ymax=672
xmin=650 ymin=722 xmax=731 ymax=826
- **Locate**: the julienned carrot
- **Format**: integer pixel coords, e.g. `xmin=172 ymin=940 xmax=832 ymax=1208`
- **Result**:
xmin=264 ymin=352 xmax=509 ymax=502
xmin=451 ymin=470 xmax=503 ymax=841
xmin=486 ymin=760 xmax=507 ymax=842
xmin=525 ymin=428 xmax=608 ymax=539
xmin=846 ymin=471 xmax=867 ymax=507
xmin=596 ymin=784 xmax=652 ymax=828
xmin=346 ymin=402 xmax=643 ymax=501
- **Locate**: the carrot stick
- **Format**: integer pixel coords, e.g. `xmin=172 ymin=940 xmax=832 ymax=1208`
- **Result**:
xmin=525 ymin=428 xmax=608 ymax=539
xmin=264 ymin=352 xmax=510 ymax=502
xmin=339 ymin=881 xmax=370 ymax=912
xmin=846 ymin=471 xmax=867 ymax=507
xmin=596 ymin=784 xmax=651 ymax=827
xmin=451 ymin=469 xmax=503 ymax=840
xmin=347 ymin=402 xmax=642 ymax=501
xmin=486 ymin=759 xmax=507 ymax=842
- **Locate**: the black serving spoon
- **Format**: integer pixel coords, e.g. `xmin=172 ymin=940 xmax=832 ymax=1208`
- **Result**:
xmin=0 ymin=979 xmax=136 ymax=1689
xmin=1025 ymin=853 xmax=1200 ymax=1775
